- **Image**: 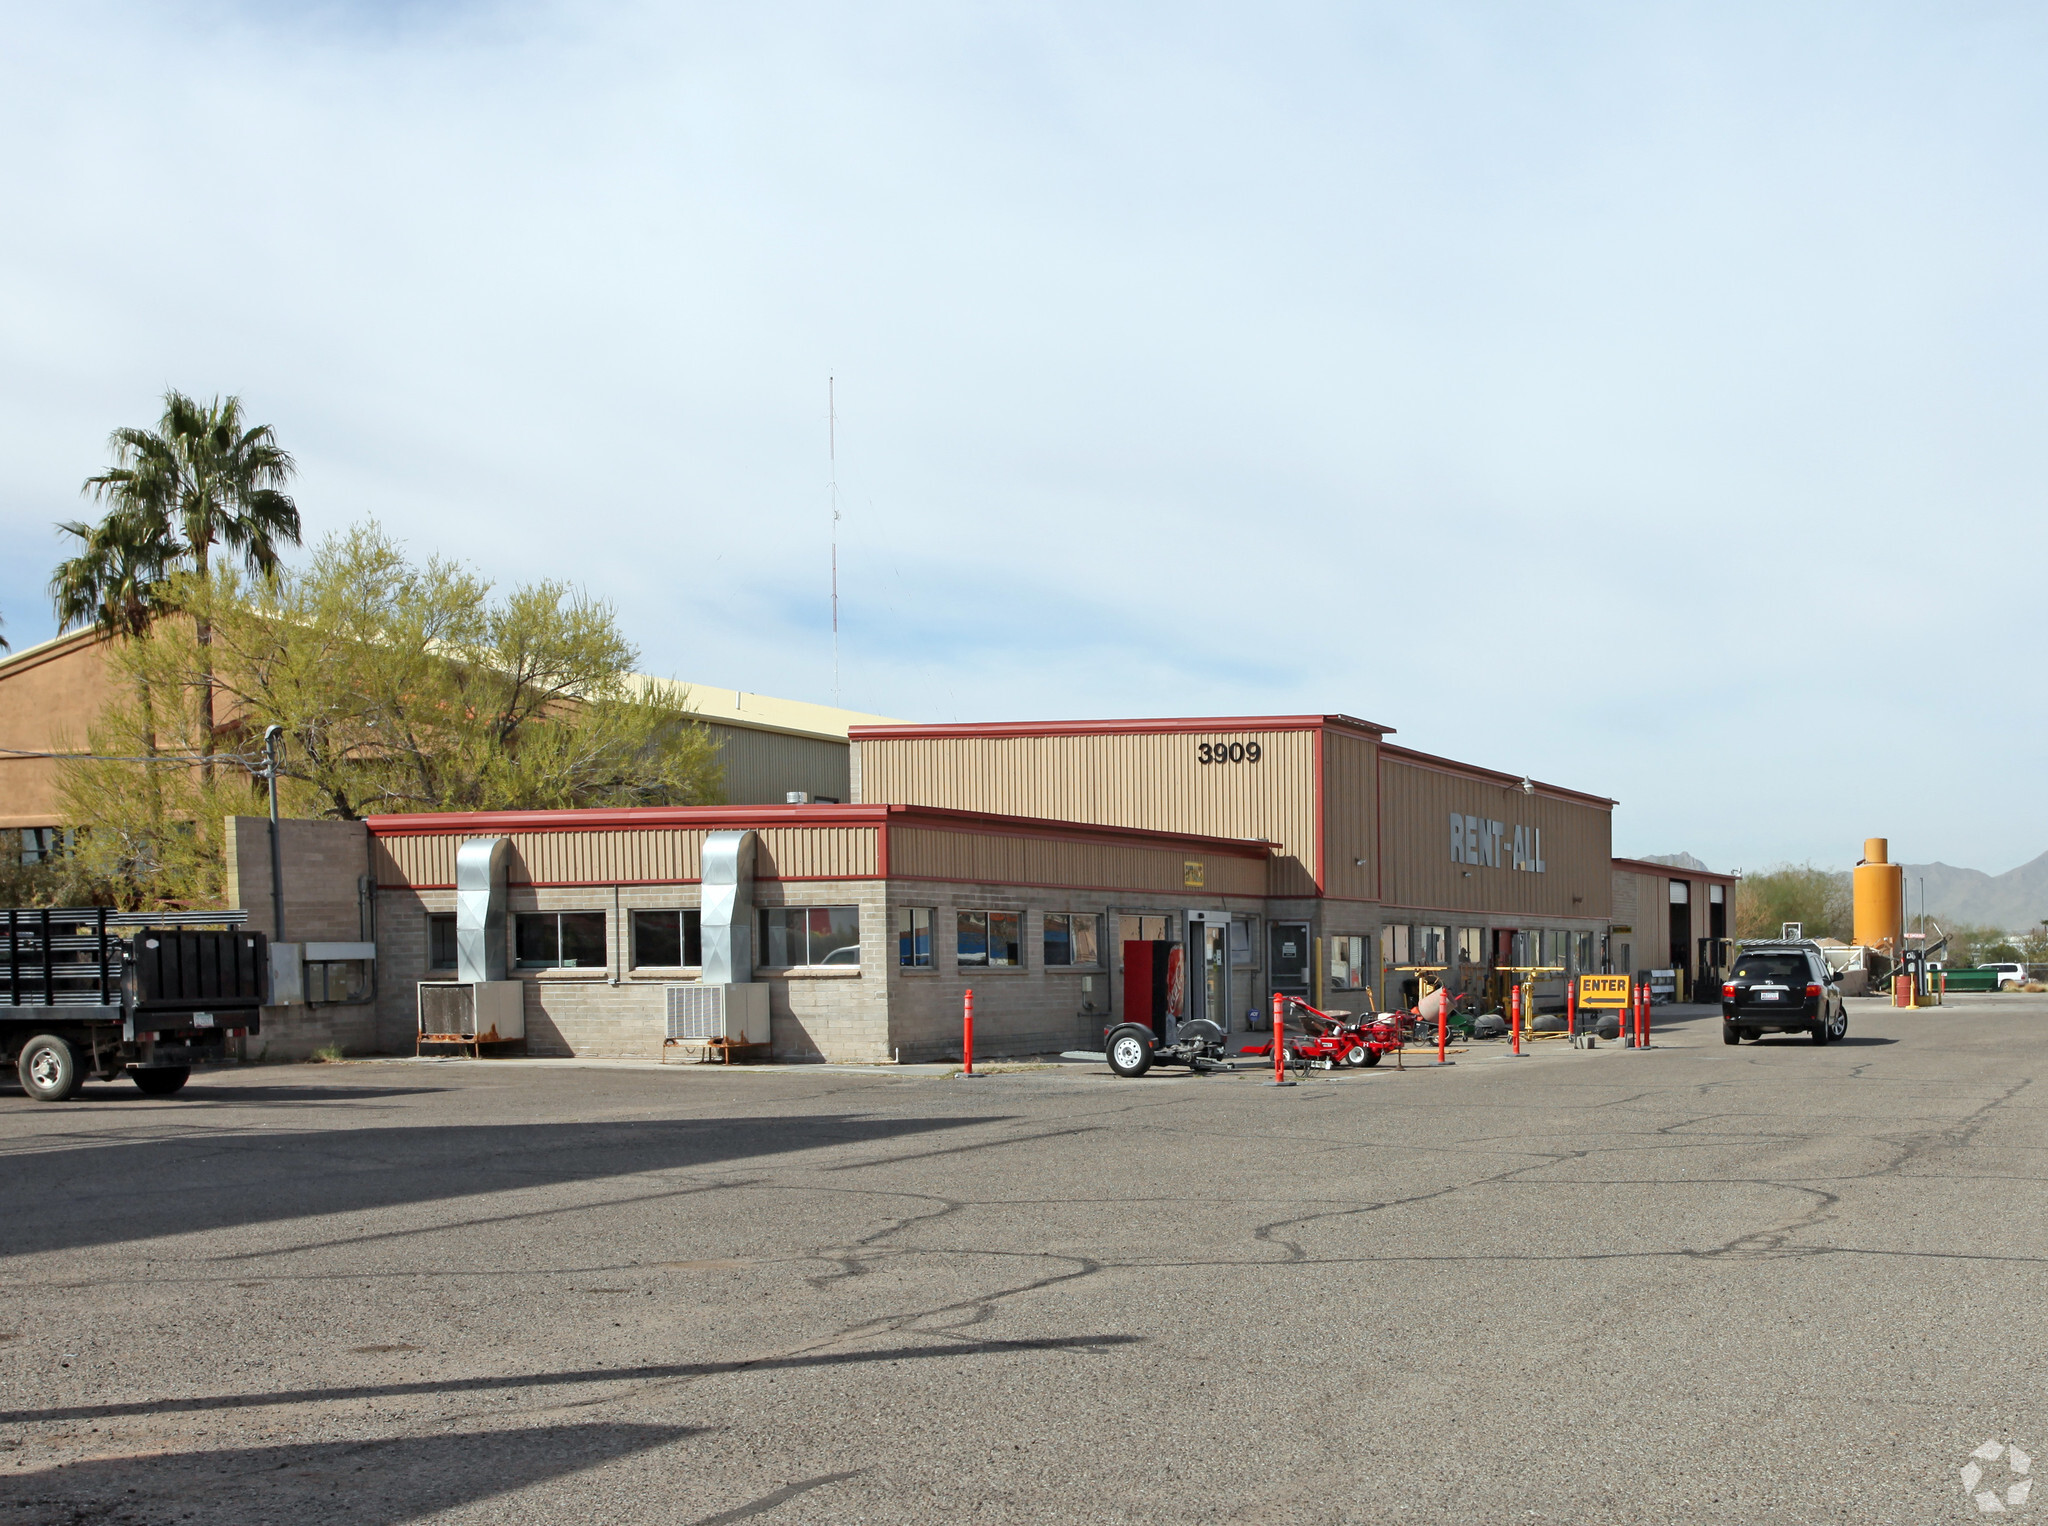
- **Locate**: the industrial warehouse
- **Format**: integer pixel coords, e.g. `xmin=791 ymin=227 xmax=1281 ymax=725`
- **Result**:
xmin=219 ymin=712 xmax=1742 ymax=1064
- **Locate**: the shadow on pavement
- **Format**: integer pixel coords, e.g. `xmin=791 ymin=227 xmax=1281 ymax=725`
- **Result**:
xmin=0 ymin=1114 xmax=995 ymax=1256
xmin=0 ymin=1420 xmax=694 ymax=1526
xmin=0 ymin=1333 xmax=1142 ymax=1426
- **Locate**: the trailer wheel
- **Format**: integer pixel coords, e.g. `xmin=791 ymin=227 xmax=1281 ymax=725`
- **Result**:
xmin=18 ymin=1035 xmax=81 ymax=1102
xmin=131 ymin=1067 xmax=191 ymax=1098
xmin=1105 ymin=1027 xmax=1154 ymax=1078
xmin=1343 ymin=1042 xmax=1377 ymax=1068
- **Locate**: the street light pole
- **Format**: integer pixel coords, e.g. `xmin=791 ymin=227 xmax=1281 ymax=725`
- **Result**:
xmin=264 ymin=725 xmax=285 ymax=945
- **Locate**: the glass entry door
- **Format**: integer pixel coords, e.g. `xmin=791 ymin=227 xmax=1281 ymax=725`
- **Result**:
xmin=1183 ymin=910 xmax=1231 ymax=1035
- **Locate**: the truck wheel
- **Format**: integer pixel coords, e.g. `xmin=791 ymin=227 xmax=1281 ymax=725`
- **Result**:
xmin=1105 ymin=1028 xmax=1153 ymax=1078
xmin=18 ymin=1035 xmax=81 ymax=1102
xmin=131 ymin=1067 xmax=191 ymax=1097
xmin=1723 ymin=1023 xmax=1740 ymax=1045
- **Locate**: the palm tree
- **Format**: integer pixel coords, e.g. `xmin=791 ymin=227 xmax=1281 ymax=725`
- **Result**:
xmin=80 ymin=391 xmax=300 ymax=767
xmin=50 ymin=508 xmax=174 ymax=640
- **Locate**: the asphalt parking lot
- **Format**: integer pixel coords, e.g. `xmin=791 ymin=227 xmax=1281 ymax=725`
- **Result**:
xmin=1 ymin=995 xmax=2043 ymax=1525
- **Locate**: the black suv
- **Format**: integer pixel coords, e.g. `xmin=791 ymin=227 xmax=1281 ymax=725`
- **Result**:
xmin=1721 ymin=941 xmax=1848 ymax=1046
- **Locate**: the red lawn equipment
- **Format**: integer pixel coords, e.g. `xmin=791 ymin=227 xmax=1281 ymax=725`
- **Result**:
xmin=1238 ymin=997 xmax=1400 ymax=1071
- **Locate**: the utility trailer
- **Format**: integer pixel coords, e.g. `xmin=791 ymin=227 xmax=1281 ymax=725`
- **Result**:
xmin=2 ymin=908 xmax=267 ymax=1102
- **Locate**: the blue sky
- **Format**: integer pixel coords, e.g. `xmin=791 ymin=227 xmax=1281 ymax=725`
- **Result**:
xmin=3 ymin=3 xmax=2045 ymax=873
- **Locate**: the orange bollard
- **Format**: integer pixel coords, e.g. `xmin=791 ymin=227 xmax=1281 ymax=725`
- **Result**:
xmin=1437 ymin=987 xmax=1448 ymax=1064
xmin=1567 ymin=981 xmax=1578 ymax=1047
xmin=963 ymin=987 xmax=975 ymax=1074
xmin=1270 ymin=992 xmax=1294 ymax=1086
xmin=1510 ymin=982 xmax=1522 ymax=1056
xmin=1641 ymin=983 xmax=1652 ymax=1048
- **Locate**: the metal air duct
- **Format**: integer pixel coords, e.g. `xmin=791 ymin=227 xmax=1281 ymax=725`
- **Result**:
xmin=700 ymin=830 xmax=757 ymax=984
xmin=456 ymin=837 xmax=511 ymax=982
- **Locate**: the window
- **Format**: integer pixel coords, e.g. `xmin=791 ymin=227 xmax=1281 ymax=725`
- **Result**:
xmin=1669 ymin=879 xmax=1690 ymax=905
xmin=957 ymin=909 xmax=1022 ymax=968
xmin=1380 ymin=924 xmax=1410 ymax=967
xmin=19 ymin=827 xmax=67 ymax=866
xmin=631 ymin=909 xmax=702 ymax=968
xmin=897 ymin=907 xmax=934 ymax=968
xmin=760 ymin=906 xmax=861 ymax=967
xmin=428 ymin=913 xmax=458 ymax=970
xmin=1414 ymin=926 xmax=1448 ymax=966
xmin=1229 ymin=917 xmax=1257 ymax=967
xmin=1577 ymin=932 xmax=1596 ymax=972
xmin=1328 ymin=934 xmax=1366 ymax=990
xmin=1044 ymin=913 xmax=1101 ymax=967
xmin=1457 ymin=927 xmax=1484 ymax=967
xmin=305 ymin=960 xmax=370 ymax=1004
xmin=514 ymin=911 xmax=607 ymax=970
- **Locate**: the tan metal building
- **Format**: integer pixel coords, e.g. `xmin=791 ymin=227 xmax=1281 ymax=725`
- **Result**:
xmin=214 ymin=711 xmax=1629 ymax=1064
xmin=1610 ymin=857 xmax=1738 ymax=997
xmin=851 ymin=714 xmax=1616 ymax=1016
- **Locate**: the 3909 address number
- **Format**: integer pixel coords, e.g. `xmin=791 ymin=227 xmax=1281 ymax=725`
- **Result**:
xmin=1197 ymin=741 xmax=1262 ymax=765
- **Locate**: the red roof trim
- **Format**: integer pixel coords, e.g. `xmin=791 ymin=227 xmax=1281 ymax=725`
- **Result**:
xmin=1611 ymin=856 xmax=1740 ymax=884
xmin=847 ymin=713 xmax=1393 ymax=741
xmin=1379 ymin=744 xmax=1617 ymax=809
xmin=362 ymin=801 xmax=1272 ymax=859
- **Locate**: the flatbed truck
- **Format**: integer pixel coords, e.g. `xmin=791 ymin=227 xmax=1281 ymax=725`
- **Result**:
xmin=2 ymin=908 xmax=267 ymax=1101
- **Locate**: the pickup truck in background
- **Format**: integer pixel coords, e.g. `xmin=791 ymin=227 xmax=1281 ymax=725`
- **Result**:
xmin=3 ymin=908 xmax=267 ymax=1101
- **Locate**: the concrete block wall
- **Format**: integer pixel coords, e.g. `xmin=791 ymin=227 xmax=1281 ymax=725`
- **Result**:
xmin=751 ymin=881 xmax=890 ymax=1062
xmin=370 ymin=880 xmax=895 ymax=1063
xmin=882 ymin=881 xmax=1268 ymax=1062
xmin=226 ymin=814 xmax=380 ymax=1061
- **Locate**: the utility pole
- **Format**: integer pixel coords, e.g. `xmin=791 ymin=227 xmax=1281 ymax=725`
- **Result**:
xmin=264 ymin=725 xmax=285 ymax=944
xmin=828 ymin=375 xmax=839 ymax=707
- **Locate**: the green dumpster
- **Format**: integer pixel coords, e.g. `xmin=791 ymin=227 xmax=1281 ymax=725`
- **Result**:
xmin=1936 ymin=967 xmax=2000 ymax=993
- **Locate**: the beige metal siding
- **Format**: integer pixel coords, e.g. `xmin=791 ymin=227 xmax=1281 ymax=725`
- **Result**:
xmin=1378 ymin=758 xmax=1612 ymax=919
xmin=706 ymin=723 xmax=853 ymax=805
xmin=373 ymin=825 xmax=877 ymax=887
xmin=888 ymin=827 xmax=1266 ymax=898
xmin=1320 ymin=729 xmax=1379 ymax=902
xmin=859 ymin=729 xmax=1319 ymax=895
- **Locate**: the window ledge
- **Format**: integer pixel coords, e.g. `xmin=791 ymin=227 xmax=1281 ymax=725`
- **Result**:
xmin=1044 ymin=966 xmax=1105 ymax=975
xmin=629 ymin=968 xmax=702 ymax=981
xmin=955 ymin=966 xmax=1030 ymax=976
xmin=528 ymin=968 xmax=611 ymax=981
xmin=757 ymin=966 xmax=862 ymax=979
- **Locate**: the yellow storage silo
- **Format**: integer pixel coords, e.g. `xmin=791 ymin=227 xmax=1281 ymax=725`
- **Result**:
xmin=1853 ymin=838 xmax=1904 ymax=952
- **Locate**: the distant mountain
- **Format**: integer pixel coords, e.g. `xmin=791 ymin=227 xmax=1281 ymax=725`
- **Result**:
xmin=1896 ymin=852 xmax=2048 ymax=932
xmin=1636 ymin=851 xmax=1714 ymax=872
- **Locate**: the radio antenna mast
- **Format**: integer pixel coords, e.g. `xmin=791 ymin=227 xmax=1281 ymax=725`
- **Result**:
xmin=829 ymin=375 xmax=839 ymax=706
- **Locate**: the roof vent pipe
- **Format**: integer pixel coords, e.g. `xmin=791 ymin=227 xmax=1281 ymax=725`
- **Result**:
xmin=701 ymin=830 xmax=758 ymax=984
xmin=456 ymin=837 xmax=511 ymax=983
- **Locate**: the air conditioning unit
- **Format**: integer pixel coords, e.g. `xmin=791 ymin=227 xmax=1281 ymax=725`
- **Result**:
xmin=418 ymin=980 xmax=525 ymax=1043
xmin=665 ymin=983 xmax=769 ymax=1044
